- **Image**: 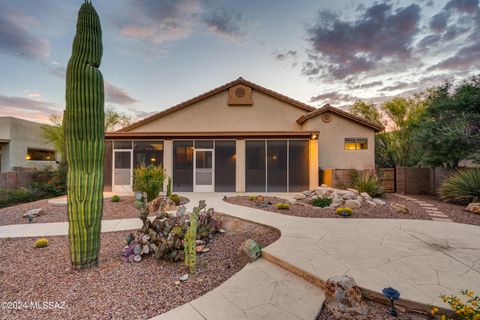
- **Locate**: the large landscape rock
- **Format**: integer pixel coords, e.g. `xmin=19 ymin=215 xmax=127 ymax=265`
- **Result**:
xmin=466 ymin=203 xmax=480 ymax=214
xmin=325 ymin=275 xmax=368 ymax=320
xmin=372 ymin=198 xmax=386 ymax=206
xmin=293 ymin=193 xmax=306 ymax=200
xmin=238 ymin=239 xmax=262 ymax=266
xmin=344 ymin=199 xmax=361 ymax=209
xmin=360 ymin=192 xmax=372 ymax=201
xmin=23 ymin=208 xmax=45 ymax=218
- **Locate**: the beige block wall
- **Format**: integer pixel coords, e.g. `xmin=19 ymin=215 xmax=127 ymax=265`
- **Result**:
xmin=302 ymin=112 xmax=375 ymax=170
xmin=129 ymin=89 xmax=306 ymax=133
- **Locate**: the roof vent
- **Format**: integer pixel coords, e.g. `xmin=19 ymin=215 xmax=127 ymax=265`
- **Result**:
xmin=228 ymin=84 xmax=252 ymax=106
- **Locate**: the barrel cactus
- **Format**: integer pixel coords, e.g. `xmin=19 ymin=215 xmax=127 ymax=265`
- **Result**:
xmin=64 ymin=0 xmax=105 ymax=269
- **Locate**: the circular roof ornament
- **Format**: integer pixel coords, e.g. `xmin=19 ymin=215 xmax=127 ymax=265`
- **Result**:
xmin=235 ymin=87 xmax=245 ymax=97
xmin=321 ymin=113 xmax=332 ymax=123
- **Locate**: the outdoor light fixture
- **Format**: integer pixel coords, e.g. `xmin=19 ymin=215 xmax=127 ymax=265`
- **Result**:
xmin=25 ymin=154 xmax=31 ymax=160
xmin=150 ymin=157 xmax=156 ymax=162
xmin=311 ymin=133 xmax=318 ymax=140
xmin=382 ymin=287 xmax=400 ymax=317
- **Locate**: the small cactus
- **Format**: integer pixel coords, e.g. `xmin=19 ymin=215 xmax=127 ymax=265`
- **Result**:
xmin=111 ymin=195 xmax=120 ymax=202
xmin=336 ymin=207 xmax=353 ymax=217
xmin=34 ymin=238 xmax=49 ymax=248
xmin=275 ymin=203 xmax=290 ymax=210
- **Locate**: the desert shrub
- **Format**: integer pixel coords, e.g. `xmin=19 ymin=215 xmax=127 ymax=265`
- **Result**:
xmin=275 ymin=202 xmax=290 ymax=210
xmin=351 ymin=171 xmax=383 ymax=197
xmin=0 ymin=188 xmax=36 ymax=208
xmin=34 ymin=238 xmax=49 ymax=248
xmin=169 ymin=194 xmax=181 ymax=205
xmin=30 ymin=163 xmax=67 ymax=197
xmin=311 ymin=196 xmax=332 ymax=208
xmin=133 ymin=165 xmax=165 ymax=202
xmin=432 ymin=290 xmax=480 ymax=319
xmin=111 ymin=195 xmax=121 ymax=202
xmin=440 ymin=168 xmax=480 ymax=203
xmin=248 ymin=195 xmax=257 ymax=201
xmin=336 ymin=207 xmax=353 ymax=217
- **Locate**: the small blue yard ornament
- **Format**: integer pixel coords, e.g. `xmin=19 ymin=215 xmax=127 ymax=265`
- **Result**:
xmin=27 ymin=215 xmax=33 ymax=223
xmin=383 ymin=287 xmax=400 ymax=317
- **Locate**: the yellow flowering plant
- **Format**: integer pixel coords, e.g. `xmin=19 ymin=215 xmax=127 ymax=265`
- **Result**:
xmin=432 ymin=290 xmax=480 ymax=320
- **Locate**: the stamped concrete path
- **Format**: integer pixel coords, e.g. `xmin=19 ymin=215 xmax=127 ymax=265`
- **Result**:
xmin=1 ymin=193 xmax=480 ymax=317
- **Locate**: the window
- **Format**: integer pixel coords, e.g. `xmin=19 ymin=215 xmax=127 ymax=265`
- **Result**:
xmin=26 ymin=148 xmax=55 ymax=161
xmin=215 ymin=140 xmax=236 ymax=192
xmin=173 ymin=141 xmax=194 ymax=191
xmin=134 ymin=141 xmax=163 ymax=167
xmin=344 ymin=138 xmax=368 ymax=150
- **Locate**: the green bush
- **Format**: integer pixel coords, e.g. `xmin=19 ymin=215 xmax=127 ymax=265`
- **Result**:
xmin=133 ymin=165 xmax=165 ymax=202
xmin=351 ymin=171 xmax=383 ymax=197
xmin=169 ymin=194 xmax=181 ymax=206
xmin=248 ymin=195 xmax=257 ymax=201
xmin=440 ymin=168 xmax=480 ymax=203
xmin=0 ymin=188 xmax=36 ymax=208
xmin=275 ymin=202 xmax=290 ymax=210
xmin=30 ymin=163 xmax=67 ymax=197
xmin=111 ymin=195 xmax=121 ymax=202
xmin=311 ymin=196 xmax=332 ymax=208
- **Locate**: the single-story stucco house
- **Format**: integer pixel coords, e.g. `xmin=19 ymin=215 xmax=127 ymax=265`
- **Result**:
xmin=104 ymin=78 xmax=383 ymax=193
xmin=0 ymin=117 xmax=59 ymax=173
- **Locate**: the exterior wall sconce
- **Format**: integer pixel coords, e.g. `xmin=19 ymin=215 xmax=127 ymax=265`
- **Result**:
xmin=311 ymin=133 xmax=318 ymax=140
xmin=382 ymin=287 xmax=400 ymax=317
xmin=25 ymin=154 xmax=31 ymax=160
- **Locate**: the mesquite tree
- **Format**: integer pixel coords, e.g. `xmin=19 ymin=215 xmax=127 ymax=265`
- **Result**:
xmin=65 ymin=0 xmax=105 ymax=269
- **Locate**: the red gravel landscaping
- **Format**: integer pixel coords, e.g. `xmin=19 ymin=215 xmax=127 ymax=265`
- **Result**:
xmin=225 ymin=194 xmax=434 ymax=220
xmin=0 ymin=196 xmax=145 ymax=226
xmin=0 ymin=214 xmax=280 ymax=320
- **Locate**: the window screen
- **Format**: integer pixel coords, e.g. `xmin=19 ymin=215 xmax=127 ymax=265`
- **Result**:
xmin=289 ymin=140 xmax=309 ymax=192
xmin=134 ymin=141 xmax=163 ymax=168
xmin=173 ymin=141 xmax=193 ymax=191
xmin=215 ymin=140 xmax=236 ymax=192
xmin=245 ymin=140 xmax=266 ymax=192
xmin=267 ymin=140 xmax=287 ymax=192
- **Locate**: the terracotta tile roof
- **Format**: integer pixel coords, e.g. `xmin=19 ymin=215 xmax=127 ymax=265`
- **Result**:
xmin=105 ymin=131 xmax=318 ymax=139
xmin=117 ymin=77 xmax=316 ymax=132
xmin=296 ymin=104 xmax=385 ymax=132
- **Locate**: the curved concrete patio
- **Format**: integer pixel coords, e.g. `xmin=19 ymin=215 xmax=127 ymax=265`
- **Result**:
xmin=1 ymin=192 xmax=480 ymax=315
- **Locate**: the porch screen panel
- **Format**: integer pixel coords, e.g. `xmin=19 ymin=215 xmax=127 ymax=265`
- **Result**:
xmin=215 ymin=140 xmax=236 ymax=192
xmin=173 ymin=141 xmax=193 ymax=192
xmin=246 ymin=140 xmax=266 ymax=192
xmin=289 ymin=140 xmax=309 ymax=192
xmin=267 ymin=140 xmax=287 ymax=192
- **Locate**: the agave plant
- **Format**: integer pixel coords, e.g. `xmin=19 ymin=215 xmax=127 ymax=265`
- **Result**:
xmin=132 ymin=165 xmax=165 ymax=202
xmin=440 ymin=168 xmax=480 ymax=203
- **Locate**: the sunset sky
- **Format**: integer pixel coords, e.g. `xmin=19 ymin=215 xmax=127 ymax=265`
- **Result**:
xmin=0 ymin=0 xmax=479 ymax=123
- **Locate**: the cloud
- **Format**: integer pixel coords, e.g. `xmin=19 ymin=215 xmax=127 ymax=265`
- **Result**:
xmin=119 ymin=0 xmax=202 ymax=45
xmin=104 ymin=81 xmax=140 ymax=105
xmin=310 ymin=92 xmax=359 ymax=105
xmin=49 ymin=66 xmax=66 ymax=79
xmin=427 ymin=42 xmax=480 ymax=70
xmin=0 ymin=1 xmax=50 ymax=59
xmin=379 ymin=82 xmax=409 ymax=91
xmin=429 ymin=0 xmax=479 ymax=33
xmin=202 ymin=8 xmax=247 ymax=42
xmin=303 ymin=3 xmax=421 ymax=80
xmin=0 ymin=94 xmax=61 ymax=123
xmin=349 ymin=81 xmax=383 ymax=90
xmin=274 ymin=50 xmax=297 ymax=62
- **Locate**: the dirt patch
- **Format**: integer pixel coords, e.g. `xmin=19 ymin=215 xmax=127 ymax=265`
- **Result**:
xmin=0 ymin=214 xmax=280 ymax=320
xmin=225 ymin=194 xmax=433 ymax=220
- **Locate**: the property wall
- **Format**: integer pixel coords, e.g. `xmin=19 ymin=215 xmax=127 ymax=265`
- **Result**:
xmin=302 ymin=112 xmax=375 ymax=170
xmin=3 ymin=118 xmax=59 ymax=172
xmin=128 ymin=89 xmax=306 ymax=133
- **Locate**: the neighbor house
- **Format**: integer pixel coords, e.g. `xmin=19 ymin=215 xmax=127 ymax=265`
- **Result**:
xmin=104 ymin=78 xmax=383 ymax=193
xmin=0 ymin=117 xmax=59 ymax=173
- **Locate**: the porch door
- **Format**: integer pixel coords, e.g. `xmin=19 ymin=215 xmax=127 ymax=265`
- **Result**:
xmin=194 ymin=149 xmax=214 ymax=192
xmin=113 ymin=150 xmax=132 ymax=193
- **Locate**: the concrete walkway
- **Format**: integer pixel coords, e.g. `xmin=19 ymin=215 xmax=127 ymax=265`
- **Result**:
xmin=1 ymin=192 xmax=480 ymax=314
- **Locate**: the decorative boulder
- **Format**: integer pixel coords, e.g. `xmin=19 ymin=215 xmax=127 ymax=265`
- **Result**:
xmin=391 ymin=203 xmax=409 ymax=214
xmin=347 ymin=188 xmax=359 ymax=194
xmin=466 ymin=203 xmax=480 ymax=214
xmin=344 ymin=199 xmax=361 ymax=209
xmin=23 ymin=208 xmax=45 ymax=218
xmin=325 ymin=275 xmax=368 ymax=320
xmin=366 ymin=200 xmax=377 ymax=207
xmin=294 ymin=193 xmax=306 ymax=200
xmin=238 ymin=239 xmax=262 ymax=266
xmin=360 ymin=192 xmax=372 ymax=201
xmin=342 ymin=192 xmax=356 ymax=200
xmin=302 ymin=190 xmax=311 ymax=196
xmin=372 ymin=198 xmax=386 ymax=206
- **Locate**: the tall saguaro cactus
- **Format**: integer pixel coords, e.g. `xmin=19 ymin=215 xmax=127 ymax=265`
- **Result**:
xmin=65 ymin=0 xmax=105 ymax=270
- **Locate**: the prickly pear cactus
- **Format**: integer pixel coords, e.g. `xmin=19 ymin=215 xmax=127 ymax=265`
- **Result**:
xmin=65 ymin=0 xmax=105 ymax=270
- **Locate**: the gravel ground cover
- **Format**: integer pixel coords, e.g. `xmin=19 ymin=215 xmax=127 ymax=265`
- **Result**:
xmin=0 ymin=214 xmax=280 ymax=320
xmin=412 ymin=195 xmax=480 ymax=226
xmin=225 ymin=193 xmax=433 ymax=220
xmin=317 ymin=300 xmax=431 ymax=320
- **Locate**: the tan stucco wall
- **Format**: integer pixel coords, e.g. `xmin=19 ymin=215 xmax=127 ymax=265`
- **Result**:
xmin=302 ymin=112 xmax=375 ymax=170
xmin=0 ymin=117 xmax=58 ymax=173
xmin=128 ymin=89 xmax=306 ymax=133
